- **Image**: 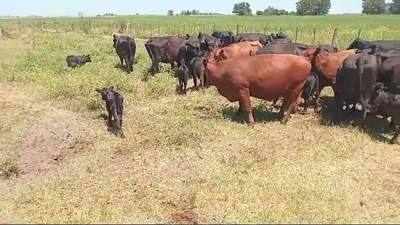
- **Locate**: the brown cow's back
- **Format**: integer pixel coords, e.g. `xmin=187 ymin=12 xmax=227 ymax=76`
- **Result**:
xmin=218 ymin=41 xmax=263 ymax=60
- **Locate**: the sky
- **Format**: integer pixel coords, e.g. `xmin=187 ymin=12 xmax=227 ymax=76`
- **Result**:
xmin=0 ymin=0 xmax=393 ymax=17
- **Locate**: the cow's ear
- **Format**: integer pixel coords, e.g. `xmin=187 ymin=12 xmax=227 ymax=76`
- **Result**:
xmin=95 ymin=88 xmax=101 ymax=93
xmin=113 ymin=34 xmax=116 ymax=38
xmin=109 ymin=85 xmax=114 ymax=90
xmin=202 ymin=58 xmax=207 ymax=67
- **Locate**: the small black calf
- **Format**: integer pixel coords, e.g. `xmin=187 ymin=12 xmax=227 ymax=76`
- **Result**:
xmin=95 ymin=86 xmax=125 ymax=138
xmin=176 ymin=63 xmax=189 ymax=95
xmin=369 ymin=82 xmax=400 ymax=144
xmin=66 ymin=54 xmax=91 ymax=69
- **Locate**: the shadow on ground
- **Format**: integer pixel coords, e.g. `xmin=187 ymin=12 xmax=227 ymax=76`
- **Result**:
xmin=221 ymin=103 xmax=282 ymax=124
xmin=317 ymin=96 xmax=396 ymax=144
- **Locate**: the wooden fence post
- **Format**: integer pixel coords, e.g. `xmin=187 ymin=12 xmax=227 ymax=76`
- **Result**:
xmin=313 ymin=28 xmax=316 ymax=44
xmin=126 ymin=23 xmax=130 ymax=33
xmin=213 ymin=23 xmax=216 ymax=32
xmin=294 ymin=27 xmax=299 ymax=43
xmin=357 ymin=28 xmax=362 ymax=38
xmin=236 ymin=24 xmax=239 ymax=35
xmin=331 ymin=27 xmax=339 ymax=47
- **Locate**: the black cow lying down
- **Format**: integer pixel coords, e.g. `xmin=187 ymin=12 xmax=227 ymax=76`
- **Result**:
xmin=113 ymin=34 xmax=137 ymax=74
xmin=95 ymin=86 xmax=125 ymax=138
xmin=66 ymin=54 xmax=91 ymax=69
xmin=368 ymin=82 xmax=400 ymax=144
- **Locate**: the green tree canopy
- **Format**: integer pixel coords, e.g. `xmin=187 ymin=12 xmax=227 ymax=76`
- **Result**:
xmin=296 ymin=0 xmax=331 ymax=15
xmin=362 ymin=0 xmax=387 ymax=14
xmin=232 ymin=2 xmax=252 ymax=16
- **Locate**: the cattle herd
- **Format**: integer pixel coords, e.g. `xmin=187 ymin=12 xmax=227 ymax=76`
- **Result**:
xmin=65 ymin=30 xmax=400 ymax=144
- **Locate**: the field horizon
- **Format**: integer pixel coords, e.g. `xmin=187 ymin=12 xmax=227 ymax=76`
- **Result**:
xmin=0 ymin=15 xmax=399 ymax=223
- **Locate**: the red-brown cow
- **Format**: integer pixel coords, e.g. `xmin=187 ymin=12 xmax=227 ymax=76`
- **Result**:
xmin=203 ymin=50 xmax=312 ymax=125
xmin=213 ymin=41 xmax=263 ymax=60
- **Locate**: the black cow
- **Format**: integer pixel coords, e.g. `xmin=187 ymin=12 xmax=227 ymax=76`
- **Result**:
xmin=198 ymin=32 xmax=220 ymax=51
xmin=95 ymin=86 xmax=125 ymax=138
xmin=66 ymin=54 xmax=91 ymax=69
xmin=235 ymin=33 xmax=272 ymax=45
xmin=347 ymin=37 xmax=400 ymax=53
xmin=177 ymin=37 xmax=201 ymax=93
xmin=270 ymin=33 xmax=292 ymax=44
xmin=256 ymin=43 xmax=337 ymax=56
xmin=301 ymin=72 xmax=320 ymax=113
xmin=211 ymin=30 xmax=235 ymax=47
xmin=377 ymin=55 xmax=400 ymax=95
xmin=176 ymin=63 xmax=190 ymax=95
xmin=145 ymin=36 xmax=186 ymax=74
xmin=335 ymin=53 xmax=380 ymax=127
xmin=113 ymin=34 xmax=136 ymax=73
xmin=368 ymin=82 xmax=400 ymax=144
xmin=189 ymin=50 xmax=210 ymax=90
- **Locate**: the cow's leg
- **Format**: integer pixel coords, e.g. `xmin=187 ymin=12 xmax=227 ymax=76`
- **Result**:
xmin=281 ymin=90 xmax=302 ymax=124
xmin=193 ymin=73 xmax=198 ymax=90
xmin=239 ymin=88 xmax=254 ymax=126
xmin=361 ymin=104 xmax=369 ymax=129
xmin=112 ymin=109 xmax=124 ymax=138
xmin=119 ymin=57 xmax=124 ymax=66
xmin=271 ymin=98 xmax=279 ymax=107
xmin=389 ymin=124 xmax=399 ymax=144
xmin=170 ymin=62 xmax=175 ymax=71
xmin=107 ymin=110 xmax=112 ymax=127
xmin=237 ymin=101 xmax=244 ymax=115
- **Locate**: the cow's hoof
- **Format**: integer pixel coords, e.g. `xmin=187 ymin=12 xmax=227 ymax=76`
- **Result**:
xmin=247 ymin=122 xmax=255 ymax=128
xmin=389 ymin=139 xmax=398 ymax=144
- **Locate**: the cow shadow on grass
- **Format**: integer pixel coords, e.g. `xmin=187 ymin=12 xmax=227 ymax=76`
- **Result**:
xmin=317 ymin=96 xmax=395 ymax=143
xmin=98 ymin=113 xmax=121 ymax=137
xmin=220 ymin=103 xmax=281 ymax=124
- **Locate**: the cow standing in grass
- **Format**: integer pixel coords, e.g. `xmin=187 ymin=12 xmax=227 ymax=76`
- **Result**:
xmin=113 ymin=34 xmax=136 ymax=74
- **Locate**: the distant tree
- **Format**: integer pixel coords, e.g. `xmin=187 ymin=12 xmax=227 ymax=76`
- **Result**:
xmin=362 ymin=0 xmax=387 ymax=14
xmin=388 ymin=0 xmax=400 ymax=13
xmin=167 ymin=10 xmax=174 ymax=16
xmin=232 ymin=2 xmax=252 ymax=16
xmin=296 ymin=0 xmax=331 ymax=15
xmin=256 ymin=6 xmax=289 ymax=15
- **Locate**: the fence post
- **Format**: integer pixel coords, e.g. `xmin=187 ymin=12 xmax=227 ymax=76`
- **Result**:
xmin=313 ymin=28 xmax=316 ymax=44
xmin=126 ymin=23 xmax=130 ymax=33
xmin=294 ymin=27 xmax=299 ymax=43
xmin=166 ymin=24 xmax=168 ymax=34
xmin=357 ymin=28 xmax=362 ymax=38
xmin=213 ymin=23 xmax=216 ymax=32
xmin=331 ymin=27 xmax=339 ymax=47
xmin=236 ymin=24 xmax=239 ymax=35
xmin=158 ymin=25 xmax=160 ymax=36
xmin=382 ymin=31 xmax=386 ymax=40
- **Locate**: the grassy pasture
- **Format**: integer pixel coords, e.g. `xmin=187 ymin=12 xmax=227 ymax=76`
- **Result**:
xmin=0 ymin=15 xmax=399 ymax=223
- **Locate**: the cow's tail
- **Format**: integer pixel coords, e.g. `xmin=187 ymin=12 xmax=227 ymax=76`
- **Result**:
xmin=356 ymin=56 xmax=370 ymax=110
xmin=145 ymin=40 xmax=154 ymax=62
xmin=129 ymin=39 xmax=136 ymax=65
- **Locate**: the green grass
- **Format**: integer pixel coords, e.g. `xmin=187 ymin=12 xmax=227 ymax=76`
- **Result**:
xmin=0 ymin=15 xmax=399 ymax=223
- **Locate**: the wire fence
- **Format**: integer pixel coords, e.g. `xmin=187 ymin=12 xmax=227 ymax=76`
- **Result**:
xmin=2 ymin=19 xmax=400 ymax=49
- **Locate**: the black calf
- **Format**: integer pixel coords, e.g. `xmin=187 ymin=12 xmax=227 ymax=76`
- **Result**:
xmin=66 ymin=54 xmax=91 ymax=69
xmin=95 ymin=86 xmax=125 ymax=138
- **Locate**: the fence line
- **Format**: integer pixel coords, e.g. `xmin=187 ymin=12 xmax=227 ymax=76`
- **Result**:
xmin=2 ymin=20 xmax=400 ymax=48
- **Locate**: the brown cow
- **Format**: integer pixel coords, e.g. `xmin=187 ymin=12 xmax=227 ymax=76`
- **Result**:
xmin=204 ymin=49 xmax=312 ymax=125
xmin=213 ymin=41 xmax=263 ymax=61
xmin=302 ymin=47 xmax=357 ymax=85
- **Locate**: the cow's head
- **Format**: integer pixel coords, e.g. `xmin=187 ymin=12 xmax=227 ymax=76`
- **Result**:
xmin=113 ymin=34 xmax=119 ymax=48
xmin=95 ymin=86 xmax=114 ymax=100
xmin=84 ymin=54 xmax=92 ymax=62
xmin=184 ymin=38 xmax=200 ymax=56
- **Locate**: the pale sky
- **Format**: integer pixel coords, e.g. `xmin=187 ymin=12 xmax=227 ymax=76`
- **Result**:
xmin=0 ymin=0 xmax=393 ymax=17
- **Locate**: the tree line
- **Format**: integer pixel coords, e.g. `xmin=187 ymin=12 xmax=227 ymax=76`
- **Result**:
xmin=167 ymin=0 xmax=400 ymax=16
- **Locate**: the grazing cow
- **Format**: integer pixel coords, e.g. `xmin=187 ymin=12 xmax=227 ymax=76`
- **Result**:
xmin=113 ymin=34 xmax=136 ymax=73
xmin=176 ymin=63 xmax=190 ymax=95
xmin=377 ymin=55 xmax=400 ymax=94
xmin=212 ymin=41 xmax=263 ymax=60
xmin=256 ymin=43 xmax=337 ymax=56
xmin=204 ymin=48 xmax=312 ymax=125
xmin=211 ymin=30 xmax=235 ymax=47
xmin=335 ymin=53 xmax=380 ymax=126
xmin=347 ymin=37 xmax=400 ymax=53
xmin=145 ymin=36 xmax=185 ymax=74
xmin=235 ymin=33 xmax=272 ymax=45
xmin=368 ymin=83 xmax=400 ymax=144
xmin=95 ymin=86 xmax=125 ymax=138
xmin=189 ymin=51 xmax=209 ymax=90
xmin=198 ymin=32 xmax=220 ymax=51
xmin=66 ymin=54 xmax=91 ymax=69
